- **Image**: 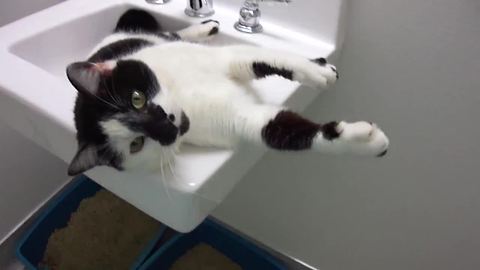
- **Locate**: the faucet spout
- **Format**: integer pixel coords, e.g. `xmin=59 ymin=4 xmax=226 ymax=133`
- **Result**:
xmin=145 ymin=0 xmax=172 ymax=4
xmin=185 ymin=0 xmax=215 ymax=17
xmin=234 ymin=0 xmax=292 ymax=33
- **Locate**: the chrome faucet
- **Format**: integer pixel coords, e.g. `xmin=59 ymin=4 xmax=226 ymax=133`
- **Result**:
xmin=185 ymin=0 xmax=215 ymax=17
xmin=234 ymin=0 xmax=292 ymax=33
xmin=145 ymin=0 xmax=171 ymax=4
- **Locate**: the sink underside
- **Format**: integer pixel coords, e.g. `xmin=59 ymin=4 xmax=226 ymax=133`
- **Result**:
xmin=0 ymin=0 xmax=343 ymax=231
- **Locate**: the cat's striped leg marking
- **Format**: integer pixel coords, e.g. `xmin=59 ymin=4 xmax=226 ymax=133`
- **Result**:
xmin=236 ymin=105 xmax=389 ymax=156
xmin=227 ymin=46 xmax=338 ymax=88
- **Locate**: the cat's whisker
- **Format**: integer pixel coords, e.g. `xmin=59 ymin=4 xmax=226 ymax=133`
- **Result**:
xmin=108 ymin=74 xmax=123 ymax=106
xmin=168 ymin=147 xmax=184 ymax=183
xmin=91 ymin=90 xmax=120 ymax=110
xmin=104 ymin=82 xmax=117 ymax=104
xmin=167 ymin=154 xmax=180 ymax=183
xmin=159 ymin=151 xmax=172 ymax=200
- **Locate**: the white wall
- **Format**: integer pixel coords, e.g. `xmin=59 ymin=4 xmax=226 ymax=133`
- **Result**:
xmin=0 ymin=0 xmax=68 ymax=241
xmin=214 ymin=0 xmax=480 ymax=269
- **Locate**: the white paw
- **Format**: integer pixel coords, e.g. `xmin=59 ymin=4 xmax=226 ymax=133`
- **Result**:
xmin=298 ymin=58 xmax=339 ymax=89
xmin=336 ymin=121 xmax=389 ymax=156
xmin=199 ymin=20 xmax=220 ymax=37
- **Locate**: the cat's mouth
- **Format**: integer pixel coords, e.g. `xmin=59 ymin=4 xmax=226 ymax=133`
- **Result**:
xmin=179 ymin=112 xmax=190 ymax=136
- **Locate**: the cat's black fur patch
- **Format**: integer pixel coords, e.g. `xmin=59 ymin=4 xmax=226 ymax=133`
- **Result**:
xmin=115 ymin=106 xmax=179 ymax=146
xmin=99 ymin=60 xmax=178 ymax=146
xmin=252 ymin=62 xmax=293 ymax=80
xmin=179 ymin=112 xmax=190 ymax=136
xmin=109 ymin=60 xmax=160 ymax=101
xmin=71 ymin=94 xmax=124 ymax=175
xmin=71 ymin=59 xmax=163 ymax=173
xmin=262 ymin=110 xmax=321 ymax=150
xmin=321 ymin=121 xmax=341 ymax=140
xmin=96 ymin=146 xmax=124 ymax=171
xmin=115 ymin=9 xmax=161 ymax=33
xmin=73 ymin=60 xmax=160 ymax=139
xmin=208 ymin=27 xmax=219 ymax=36
xmin=88 ymin=38 xmax=154 ymax=62
xmin=312 ymin=57 xmax=327 ymax=66
xmin=67 ymin=143 xmax=124 ymax=176
xmin=74 ymin=94 xmax=112 ymax=146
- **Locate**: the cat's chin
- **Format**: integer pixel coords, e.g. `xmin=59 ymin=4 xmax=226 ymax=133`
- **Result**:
xmin=121 ymin=143 xmax=178 ymax=173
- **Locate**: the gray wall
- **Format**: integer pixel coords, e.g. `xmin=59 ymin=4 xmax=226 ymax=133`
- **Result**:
xmin=0 ymin=0 xmax=68 ymax=241
xmin=214 ymin=0 xmax=480 ymax=269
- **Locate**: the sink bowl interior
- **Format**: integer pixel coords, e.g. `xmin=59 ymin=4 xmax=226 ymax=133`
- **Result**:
xmin=9 ymin=4 xmax=192 ymax=78
xmin=9 ymin=3 xmax=255 ymax=79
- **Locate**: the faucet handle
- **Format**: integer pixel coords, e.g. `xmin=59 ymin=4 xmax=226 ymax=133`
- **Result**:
xmin=234 ymin=0 xmax=291 ymax=33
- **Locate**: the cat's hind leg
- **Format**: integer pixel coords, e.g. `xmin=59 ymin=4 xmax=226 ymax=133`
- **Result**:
xmin=226 ymin=46 xmax=338 ymax=89
xmin=234 ymin=104 xmax=389 ymax=156
xmin=174 ymin=20 xmax=220 ymax=42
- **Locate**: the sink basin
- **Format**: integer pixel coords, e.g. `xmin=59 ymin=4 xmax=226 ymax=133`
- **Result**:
xmin=0 ymin=0 xmax=345 ymax=232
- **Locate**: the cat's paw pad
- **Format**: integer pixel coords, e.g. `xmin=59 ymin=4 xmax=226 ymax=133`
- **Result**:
xmin=336 ymin=121 xmax=389 ymax=156
xmin=200 ymin=19 xmax=220 ymax=36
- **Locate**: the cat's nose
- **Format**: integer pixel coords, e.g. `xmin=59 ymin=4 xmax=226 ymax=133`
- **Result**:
xmin=152 ymin=122 xmax=178 ymax=145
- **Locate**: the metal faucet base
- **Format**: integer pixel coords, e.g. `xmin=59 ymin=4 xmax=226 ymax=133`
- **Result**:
xmin=145 ymin=0 xmax=171 ymax=4
xmin=234 ymin=21 xmax=263 ymax=33
xmin=184 ymin=8 xmax=215 ymax=18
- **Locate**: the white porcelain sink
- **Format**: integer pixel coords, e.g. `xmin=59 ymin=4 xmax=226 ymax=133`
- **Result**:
xmin=0 ymin=0 xmax=345 ymax=232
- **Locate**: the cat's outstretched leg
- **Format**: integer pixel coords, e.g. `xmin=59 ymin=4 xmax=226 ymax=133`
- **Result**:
xmin=226 ymin=46 xmax=338 ymax=89
xmin=235 ymin=105 xmax=389 ymax=156
xmin=174 ymin=20 xmax=220 ymax=42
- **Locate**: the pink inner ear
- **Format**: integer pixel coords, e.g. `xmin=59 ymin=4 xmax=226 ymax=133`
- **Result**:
xmin=92 ymin=62 xmax=113 ymax=76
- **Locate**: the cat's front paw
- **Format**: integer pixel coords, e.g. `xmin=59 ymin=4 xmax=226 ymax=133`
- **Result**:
xmin=338 ymin=121 xmax=389 ymax=156
xmin=200 ymin=19 xmax=220 ymax=37
xmin=311 ymin=57 xmax=338 ymax=86
xmin=320 ymin=121 xmax=389 ymax=156
xmin=296 ymin=58 xmax=338 ymax=89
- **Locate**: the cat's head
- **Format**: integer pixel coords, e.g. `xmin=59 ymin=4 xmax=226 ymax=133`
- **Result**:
xmin=66 ymin=59 xmax=189 ymax=176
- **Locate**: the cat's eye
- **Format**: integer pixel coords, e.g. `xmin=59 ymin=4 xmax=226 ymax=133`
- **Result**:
xmin=131 ymin=90 xmax=146 ymax=109
xmin=130 ymin=136 xmax=145 ymax=154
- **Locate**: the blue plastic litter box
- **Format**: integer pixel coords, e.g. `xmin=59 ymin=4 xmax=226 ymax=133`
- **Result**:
xmin=16 ymin=175 xmax=167 ymax=270
xmin=140 ymin=218 xmax=287 ymax=270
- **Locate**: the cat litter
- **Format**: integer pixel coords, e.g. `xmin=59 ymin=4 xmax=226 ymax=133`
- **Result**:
xmin=17 ymin=176 xmax=166 ymax=270
xmin=140 ymin=218 xmax=287 ymax=270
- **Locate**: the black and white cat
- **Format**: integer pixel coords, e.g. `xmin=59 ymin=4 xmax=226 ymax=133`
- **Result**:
xmin=66 ymin=9 xmax=389 ymax=176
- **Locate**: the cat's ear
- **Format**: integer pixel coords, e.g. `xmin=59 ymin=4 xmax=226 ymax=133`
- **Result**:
xmin=68 ymin=144 xmax=102 ymax=176
xmin=66 ymin=62 xmax=112 ymax=96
